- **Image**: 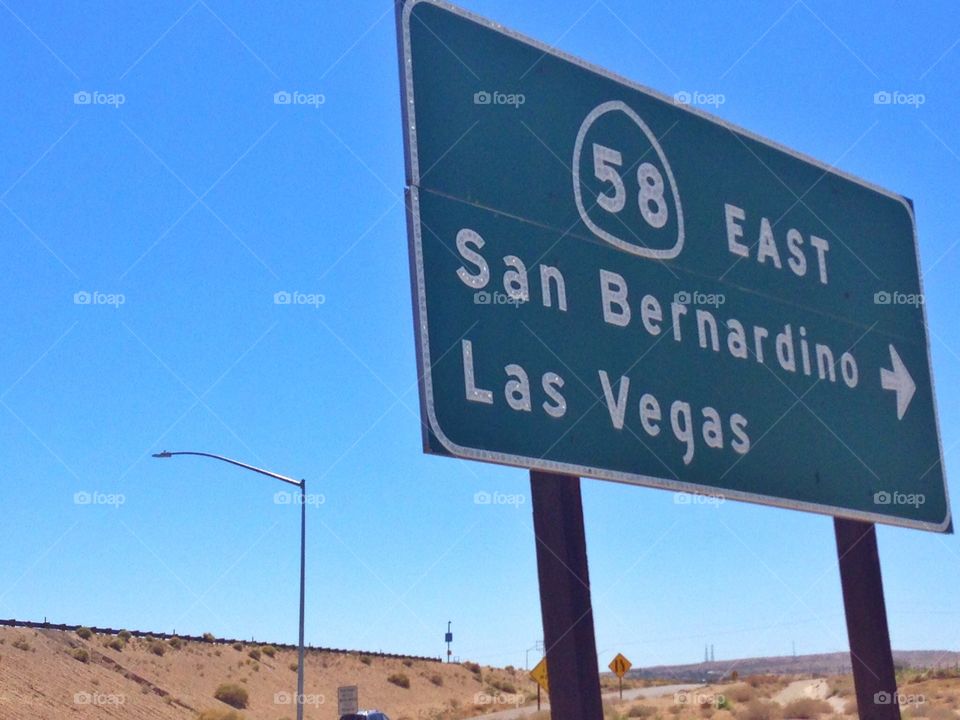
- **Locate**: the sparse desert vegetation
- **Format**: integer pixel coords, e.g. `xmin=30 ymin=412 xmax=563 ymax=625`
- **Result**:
xmin=0 ymin=626 xmax=541 ymax=719
xmin=780 ymin=698 xmax=832 ymax=718
xmin=4 ymin=625 xmax=960 ymax=720
xmin=149 ymin=639 xmax=167 ymax=656
xmin=388 ymin=672 xmax=411 ymax=688
xmin=213 ymin=682 xmax=249 ymax=709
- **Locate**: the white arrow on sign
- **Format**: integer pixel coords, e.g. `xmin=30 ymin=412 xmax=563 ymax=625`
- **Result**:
xmin=880 ymin=344 xmax=916 ymax=421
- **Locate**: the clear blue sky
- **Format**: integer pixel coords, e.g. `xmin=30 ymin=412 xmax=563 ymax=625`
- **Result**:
xmin=1 ymin=0 xmax=959 ymax=671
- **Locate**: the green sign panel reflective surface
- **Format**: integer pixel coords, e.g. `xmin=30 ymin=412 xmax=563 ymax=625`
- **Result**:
xmin=397 ymin=0 xmax=950 ymax=531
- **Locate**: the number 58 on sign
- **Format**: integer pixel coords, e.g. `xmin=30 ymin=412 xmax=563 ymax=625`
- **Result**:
xmin=398 ymin=0 xmax=949 ymax=531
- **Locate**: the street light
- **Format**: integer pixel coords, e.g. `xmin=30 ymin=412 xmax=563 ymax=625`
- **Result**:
xmin=526 ymin=639 xmax=544 ymax=670
xmin=152 ymin=450 xmax=307 ymax=720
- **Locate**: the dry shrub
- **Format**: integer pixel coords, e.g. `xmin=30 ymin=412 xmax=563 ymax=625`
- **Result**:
xmin=490 ymin=678 xmax=517 ymax=694
xmin=829 ymin=676 xmax=854 ymax=697
xmin=736 ymin=700 xmax=781 ymax=720
xmin=727 ymin=684 xmax=755 ymax=703
xmin=388 ymin=672 xmax=411 ymax=689
xmin=213 ymin=683 xmax=248 ymax=709
xmin=780 ymin=698 xmax=832 ymax=718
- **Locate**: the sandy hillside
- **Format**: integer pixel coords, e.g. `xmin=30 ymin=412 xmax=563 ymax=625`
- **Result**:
xmin=0 ymin=626 xmax=534 ymax=719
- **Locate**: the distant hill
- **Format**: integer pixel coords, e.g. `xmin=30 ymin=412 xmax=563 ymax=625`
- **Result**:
xmin=632 ymin=651 xmax=960 ymax=681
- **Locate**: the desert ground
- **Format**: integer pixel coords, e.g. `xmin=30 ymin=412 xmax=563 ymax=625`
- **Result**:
xmin=0 ymin=625 xmax=534 ymax=719
xmin=2 ymin=625 xmax=959 ymax=719
xmin=586 ymin=671 xmax=960 ymax=720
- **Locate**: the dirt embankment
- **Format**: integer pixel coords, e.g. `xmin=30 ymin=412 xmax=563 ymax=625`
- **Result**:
xmin=0 ymin=626 xmax=534 ymax=719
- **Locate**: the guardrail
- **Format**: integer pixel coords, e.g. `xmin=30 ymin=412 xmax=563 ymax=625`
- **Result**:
xmin=0 ymin=618 xmax=442 ymax=663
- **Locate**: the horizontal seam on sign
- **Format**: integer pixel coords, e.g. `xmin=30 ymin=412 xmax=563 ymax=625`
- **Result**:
xmin=411 ymin=186 xmax=927 ymax=344
xmin=519 ymin=116 xmax=684 ymax=283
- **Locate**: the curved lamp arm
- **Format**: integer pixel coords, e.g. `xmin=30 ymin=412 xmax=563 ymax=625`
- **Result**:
xmin=152 ymin=451 xmax=303 ymax=488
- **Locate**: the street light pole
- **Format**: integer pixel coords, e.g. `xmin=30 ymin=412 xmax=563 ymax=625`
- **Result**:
xmin=152 ymin=450 xmax=307 ymax=720
xmin=298 ymin=477 xmax=306 ymax=717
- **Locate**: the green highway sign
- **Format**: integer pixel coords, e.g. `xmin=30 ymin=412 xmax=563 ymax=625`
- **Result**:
xmin=397 ymin=0 xmax=950 ymax=531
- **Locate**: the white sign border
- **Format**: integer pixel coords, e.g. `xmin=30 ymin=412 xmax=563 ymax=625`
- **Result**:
xmin=396 ymin=0 xmax=951 ymax=533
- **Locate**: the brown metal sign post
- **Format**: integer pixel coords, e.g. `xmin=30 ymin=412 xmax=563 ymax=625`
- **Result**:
xmin=835 ymin=518 xmax=902 ymax=720
xmin=531 ymin=470 xmax=604 ymax=720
